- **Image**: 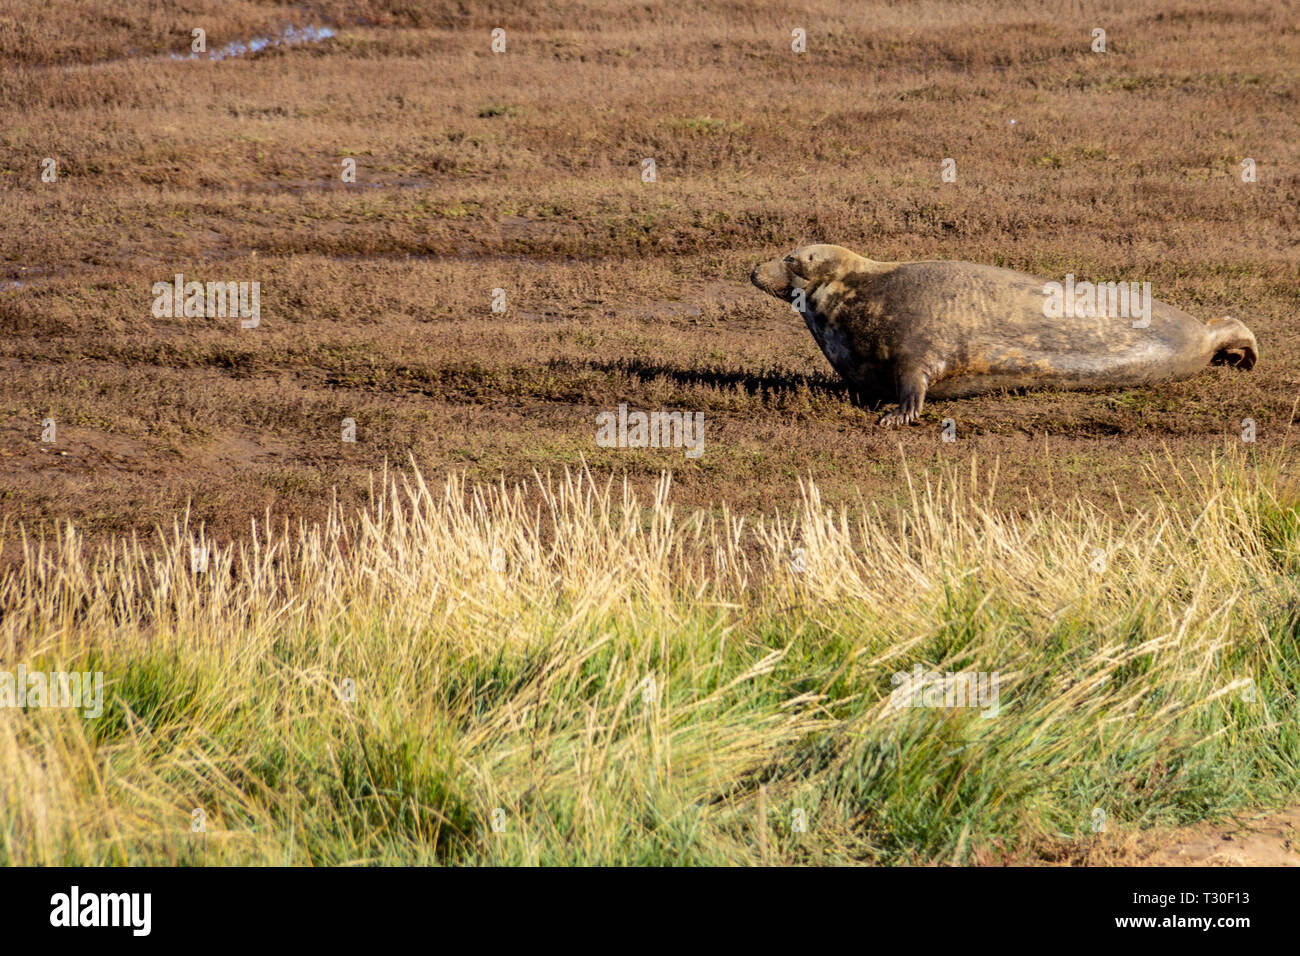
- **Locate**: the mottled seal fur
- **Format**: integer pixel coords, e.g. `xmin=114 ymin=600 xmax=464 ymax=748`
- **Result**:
xmin=750 ymin=244 xmax=1258 ymax=426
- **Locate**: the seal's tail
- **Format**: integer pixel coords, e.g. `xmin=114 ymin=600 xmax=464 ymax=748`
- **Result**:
xmin=1207 ymin=316 xmax=1258 ymax=370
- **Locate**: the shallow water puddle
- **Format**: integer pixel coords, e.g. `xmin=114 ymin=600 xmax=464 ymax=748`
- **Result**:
xmin=171 ymin=24 xmax=335 ymax=62
xmin=56 ymin=23 xmax=336 ymax=71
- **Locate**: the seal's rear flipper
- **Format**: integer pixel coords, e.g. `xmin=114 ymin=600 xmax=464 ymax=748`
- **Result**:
xmin=1207 ymin=316 xmax=1258 ymax=370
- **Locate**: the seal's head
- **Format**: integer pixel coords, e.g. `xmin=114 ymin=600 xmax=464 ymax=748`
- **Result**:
xmin=750 ymin=244 xmax=861 ymax=301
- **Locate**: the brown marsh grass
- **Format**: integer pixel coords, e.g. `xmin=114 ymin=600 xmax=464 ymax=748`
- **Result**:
xmin=0 ymin=0 xmax=1296 ymax=543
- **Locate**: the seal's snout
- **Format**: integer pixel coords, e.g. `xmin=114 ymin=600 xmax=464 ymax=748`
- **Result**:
xmin=1206 ymin=316 xmax=1259 ymax=370
xmin=750 ymin=257 xmax=793 ymax=299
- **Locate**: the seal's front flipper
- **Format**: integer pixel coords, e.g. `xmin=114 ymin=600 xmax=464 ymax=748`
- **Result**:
xmin=879 ymin=366 xmax=927 ymax=427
